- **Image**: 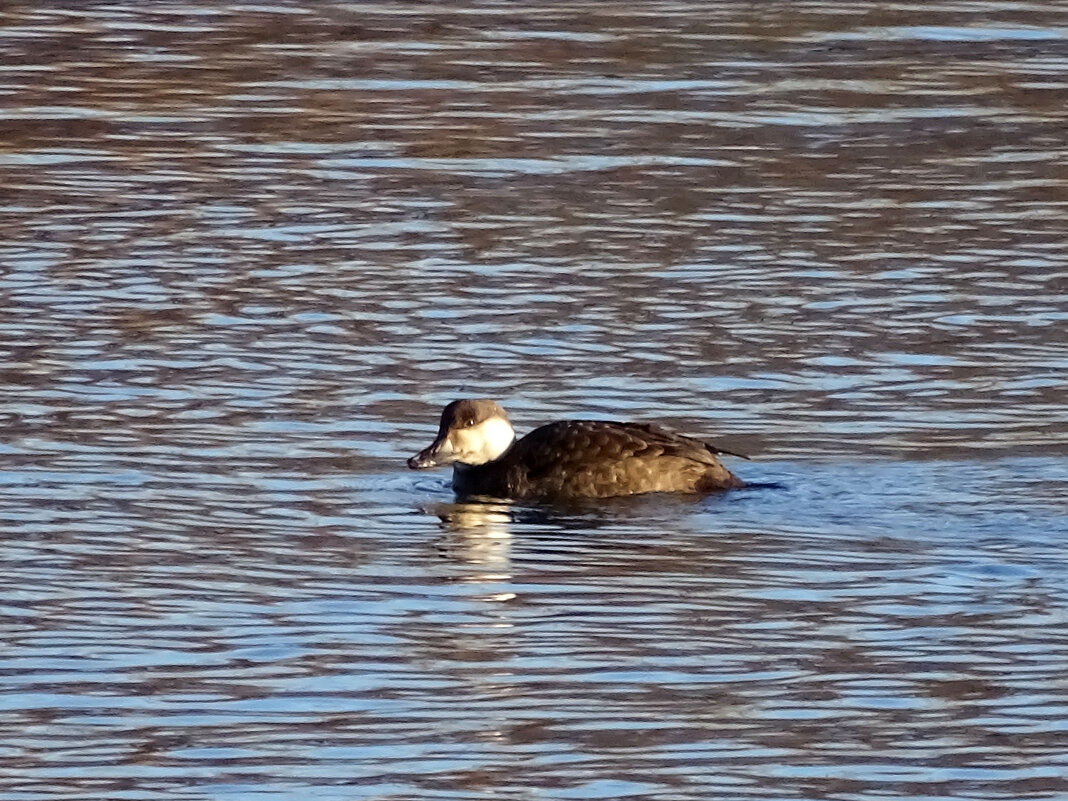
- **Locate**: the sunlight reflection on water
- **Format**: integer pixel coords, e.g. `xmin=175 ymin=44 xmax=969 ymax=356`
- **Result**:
xmin=2 ymin=1 xmax=1067 ymax=799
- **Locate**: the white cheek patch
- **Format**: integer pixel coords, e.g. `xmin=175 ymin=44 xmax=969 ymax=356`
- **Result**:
xmin=478 ymin=417 xmax=516 ymax=461
xmin=453 ymin=416 xmax=516 ymax=465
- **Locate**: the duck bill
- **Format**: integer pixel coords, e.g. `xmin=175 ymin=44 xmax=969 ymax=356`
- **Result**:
xmin=408 ymin=436 xmax=456 ymax=470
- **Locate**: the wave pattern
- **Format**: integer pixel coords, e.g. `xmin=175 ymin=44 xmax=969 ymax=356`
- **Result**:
xmin=2 ymin=2 xmax=1067 ymax=799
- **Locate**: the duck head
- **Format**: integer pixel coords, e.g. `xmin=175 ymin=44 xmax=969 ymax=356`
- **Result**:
xmin=408 ymin=399 xmax=516 ymax=469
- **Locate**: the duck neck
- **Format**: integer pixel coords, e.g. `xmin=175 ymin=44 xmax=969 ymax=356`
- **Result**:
xmin=451 ymin=437 xmax=515 ymax=494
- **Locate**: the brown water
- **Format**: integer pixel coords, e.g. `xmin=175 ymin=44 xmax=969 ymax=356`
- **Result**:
xmin=2 ymin=3 xmax=1067 ymax=800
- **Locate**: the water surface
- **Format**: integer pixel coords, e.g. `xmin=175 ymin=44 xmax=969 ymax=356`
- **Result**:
xmin=2 ymin=2 xmax=1067 ymax=799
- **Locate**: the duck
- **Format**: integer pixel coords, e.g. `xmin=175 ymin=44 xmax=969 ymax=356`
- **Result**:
xmin=407 ymin=399 xmax=747 ymax=500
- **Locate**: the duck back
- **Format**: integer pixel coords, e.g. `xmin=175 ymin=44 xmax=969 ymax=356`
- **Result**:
xmin=453 ymin=420 xmax=743 ymax=500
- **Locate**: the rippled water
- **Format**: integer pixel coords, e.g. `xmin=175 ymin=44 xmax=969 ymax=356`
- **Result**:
xmin=2 ymin=2 xmax=1067 ymax=799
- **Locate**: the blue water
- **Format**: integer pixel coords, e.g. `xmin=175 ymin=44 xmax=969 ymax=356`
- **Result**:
xmin=3 ymin=1 xmax=1068 ymax=799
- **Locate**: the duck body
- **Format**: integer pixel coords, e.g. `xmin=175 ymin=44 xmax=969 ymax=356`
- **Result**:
xmin=408 ymin=400 xmax=745 ymax=501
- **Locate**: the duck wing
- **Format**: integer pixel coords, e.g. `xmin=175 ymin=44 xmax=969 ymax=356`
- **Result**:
xmin=510 ymin=420 xmax=745 ymax=483
xmin=625 ymin=422 xmax=750 ymax=460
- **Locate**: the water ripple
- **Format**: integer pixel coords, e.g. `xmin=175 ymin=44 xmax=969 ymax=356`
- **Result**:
xmin=3 ymin=2 xmax=1068 ymax=799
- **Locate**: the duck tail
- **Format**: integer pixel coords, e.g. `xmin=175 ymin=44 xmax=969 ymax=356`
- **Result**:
xmin=710 ymin=443 xmax=750 ymax=460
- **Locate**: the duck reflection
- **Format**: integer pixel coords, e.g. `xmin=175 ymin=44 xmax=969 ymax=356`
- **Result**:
xmin=424 ymin=495 xmax=653 ymax=568
xmin=427 ymin=499 xmax=516 ymax=569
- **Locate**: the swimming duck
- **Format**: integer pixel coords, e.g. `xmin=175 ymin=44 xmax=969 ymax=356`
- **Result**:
xmin=408 ymin=399 xmax=747 ymax=500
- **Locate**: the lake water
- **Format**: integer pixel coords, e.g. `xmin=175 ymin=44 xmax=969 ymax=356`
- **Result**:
xmin=1 ymin=2 xmax=1067 ymax=799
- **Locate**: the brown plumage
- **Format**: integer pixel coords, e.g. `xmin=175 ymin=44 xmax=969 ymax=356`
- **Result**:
xmin=408 ymin=400 xmax=746 ymax=500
